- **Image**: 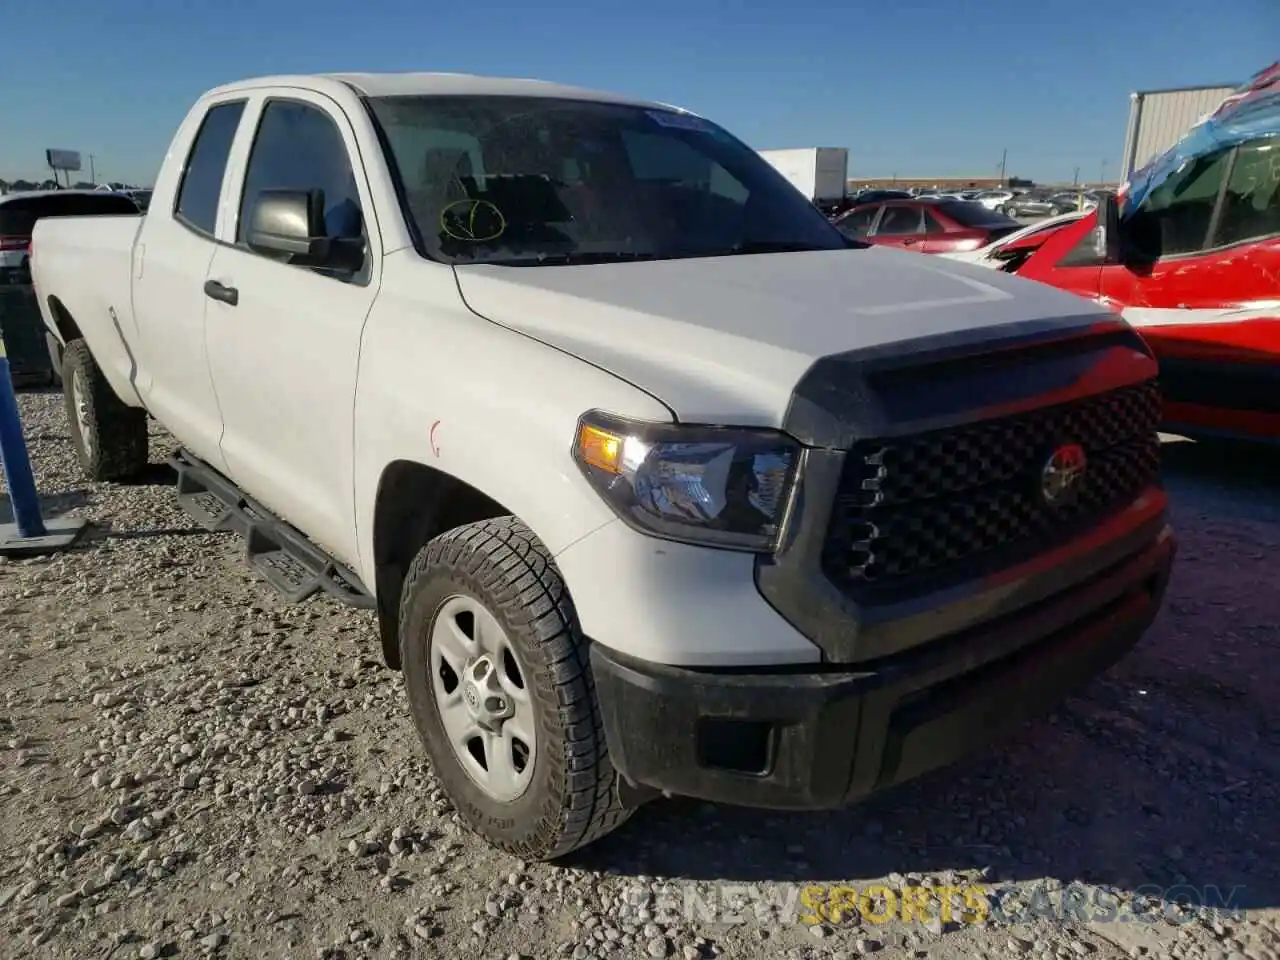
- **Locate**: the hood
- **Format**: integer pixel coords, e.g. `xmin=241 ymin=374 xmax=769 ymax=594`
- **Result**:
xmin=452 ymin=247 xmax=1108 ymax=426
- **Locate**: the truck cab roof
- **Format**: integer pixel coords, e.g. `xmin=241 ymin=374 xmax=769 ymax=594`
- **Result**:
xmin=203 ymin=72 xmax=675 ymax=111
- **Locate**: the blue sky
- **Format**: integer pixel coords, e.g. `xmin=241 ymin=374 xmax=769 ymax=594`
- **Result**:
xmin=0 ymin=0 xmax=1272 ymax=185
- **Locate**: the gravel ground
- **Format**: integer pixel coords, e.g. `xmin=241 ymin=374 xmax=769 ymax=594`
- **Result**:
xmin=1 ymin=389 xmax=1278 ymax=960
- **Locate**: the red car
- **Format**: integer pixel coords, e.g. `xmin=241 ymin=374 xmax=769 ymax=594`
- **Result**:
xmin=832 ymin=198 xmax=1022 ymax=254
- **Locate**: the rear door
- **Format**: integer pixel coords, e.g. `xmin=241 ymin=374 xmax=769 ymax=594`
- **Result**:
xmin=202 ymin=91 xmax=381 ymax=565
xmin=833 ymin=204 xmax=881 ymax=241
xmin=870 ymin=203 xmax=927 ymax=250
xmin=130 ymin=98 xmax=248 ymax=473
xmin=920 ymin=207 xmax=955 ymax=252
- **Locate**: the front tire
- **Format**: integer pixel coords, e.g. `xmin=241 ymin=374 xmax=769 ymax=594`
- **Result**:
xmin=398 ymin=516 xmax=634 ymax=859
xmin=62 ymin=339 xmax=148 ymax=481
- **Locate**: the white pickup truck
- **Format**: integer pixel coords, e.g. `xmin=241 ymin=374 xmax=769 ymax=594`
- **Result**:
xmin=32 ymin=72 xmax=1176 ymax=860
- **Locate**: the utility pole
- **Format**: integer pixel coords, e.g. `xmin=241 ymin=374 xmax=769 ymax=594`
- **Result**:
xmin=89 ymin=154 xmax=96 ymax=184
xmin=998 ymin=148 xmax=1007 ymax=186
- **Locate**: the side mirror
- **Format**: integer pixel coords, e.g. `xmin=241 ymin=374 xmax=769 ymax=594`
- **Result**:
xmin=245 ymin=189 xmax=363 ymax=271
xmin=1095 ymin=193 xmax=1122 ymax=264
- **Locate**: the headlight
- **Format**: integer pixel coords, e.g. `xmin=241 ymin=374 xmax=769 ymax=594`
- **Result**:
xmin=572 ymin=411 xmax=800 ymax=551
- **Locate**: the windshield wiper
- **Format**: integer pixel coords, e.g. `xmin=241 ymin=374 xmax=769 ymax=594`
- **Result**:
xmin=705 ymin=240 xmax=852 ymax=257
xmin=475 ymin=240 xmax=858 ymax=267
xmin=482 ymin=251 xmax=663 ymax=267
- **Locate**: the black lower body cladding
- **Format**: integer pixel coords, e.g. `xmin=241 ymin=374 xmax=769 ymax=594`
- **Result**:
xmin=593 ymin=525 xmax=1174 ymax=808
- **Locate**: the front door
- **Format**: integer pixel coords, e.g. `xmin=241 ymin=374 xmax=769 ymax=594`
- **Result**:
xmin=202 ymin=92 xmax=382 ymax=565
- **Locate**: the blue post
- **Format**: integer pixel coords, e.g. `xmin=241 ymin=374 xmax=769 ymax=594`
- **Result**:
xmin=0 ymin=334 xmax=86 ymax=555
xmin=0 ymin=351 xmax=47 ymax=537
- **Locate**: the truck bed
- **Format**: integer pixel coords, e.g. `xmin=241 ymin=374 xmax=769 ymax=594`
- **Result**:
xmin=31 ymin=213 xmax=145 ymax=405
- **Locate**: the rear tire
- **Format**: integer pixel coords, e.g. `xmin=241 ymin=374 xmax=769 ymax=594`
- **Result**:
xmin=62 ymin=339 xmax=148 ymax=481
xmin=398 ymin=516 xmax=635 ymax=859
xmin=44 ymin=333 xmax=63 ymax=388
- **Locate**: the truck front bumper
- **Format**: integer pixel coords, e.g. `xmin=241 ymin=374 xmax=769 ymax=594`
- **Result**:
xmin=591 ymin=525 xmax=1174 ymax=809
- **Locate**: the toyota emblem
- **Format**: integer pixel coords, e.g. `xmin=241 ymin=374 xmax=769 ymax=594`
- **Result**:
xmin=1041 ymin=443 xmax=1087 ymax=506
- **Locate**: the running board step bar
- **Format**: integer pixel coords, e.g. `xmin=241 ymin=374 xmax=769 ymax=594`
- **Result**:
xmin=170 ymin=450 xmax=375 ymax=610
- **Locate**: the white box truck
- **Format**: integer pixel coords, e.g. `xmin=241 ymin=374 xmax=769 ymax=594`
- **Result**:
xmin=758 ymin=147 xmax=849 ymax=204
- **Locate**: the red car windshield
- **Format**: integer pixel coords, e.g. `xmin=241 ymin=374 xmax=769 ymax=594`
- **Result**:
xmin=936 ymin=201 xmax=1017 ymax=228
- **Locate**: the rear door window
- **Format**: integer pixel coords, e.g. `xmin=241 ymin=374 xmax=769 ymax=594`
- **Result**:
xmin=174 ymin=100 xmax=247 ymax=236
xmin=875 ymin=205 xmax=924 ymax=235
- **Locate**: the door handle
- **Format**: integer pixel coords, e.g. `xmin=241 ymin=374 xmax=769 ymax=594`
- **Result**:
xmin=204 ymin=279 xmax=239 ymax=306
xmin=902 ymin=238 xmax=918 ymax=245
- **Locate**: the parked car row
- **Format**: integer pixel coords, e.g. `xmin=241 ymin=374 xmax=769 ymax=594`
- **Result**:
xmin=830 ymin=186 xmax=1107 ymax=224
xmin=831 ymin=196 xmax=1022 ymax=253
xmin=1000 ymin=190 xmax=1103 ymax=218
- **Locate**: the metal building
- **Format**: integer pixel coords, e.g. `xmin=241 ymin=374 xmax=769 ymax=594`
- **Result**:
xmin=1120 ymin=82 xmax=1239 ymax=180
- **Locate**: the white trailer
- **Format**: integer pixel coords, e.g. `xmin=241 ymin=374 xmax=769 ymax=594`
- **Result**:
xmin=1119 ymin=82 xmax=1238 ymax=180
xmin=758 ymin=147 xmax=848 ymax=203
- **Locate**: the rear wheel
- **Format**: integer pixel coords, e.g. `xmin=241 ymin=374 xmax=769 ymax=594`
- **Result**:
xmin=44 ymin=333 xmax=63 ymax=387
xmin=62 ymin=339 xmax=148 ymax=481
xmin=398 ymin=516 xmax=635 ymax=859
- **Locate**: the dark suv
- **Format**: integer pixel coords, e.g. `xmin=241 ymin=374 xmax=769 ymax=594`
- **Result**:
xmin=0 ymin=191 xmax=140 ymax=285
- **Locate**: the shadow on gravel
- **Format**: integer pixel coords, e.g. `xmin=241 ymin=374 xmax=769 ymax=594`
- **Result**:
xmin=1160 ymin=436 xmax=1280 ymax=521
xmin=115 ymin=462 xmax=178 ymax=487
xmin=570 ymin=435 xmax=1280 ymax=915
xmin=0 ymin=488 xmax=89 ymax=523
xmin=94 ymin=525 xmax=216 ymax=541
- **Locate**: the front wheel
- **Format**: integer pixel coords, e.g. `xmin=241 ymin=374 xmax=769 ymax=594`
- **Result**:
xmin=398 ymin=516 xmax=635 ymax=859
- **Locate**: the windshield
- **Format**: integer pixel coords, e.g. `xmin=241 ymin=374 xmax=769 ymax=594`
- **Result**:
xmin=365 ymin=95 xmax=854 ymax=265
xmin=936 ymin=200 xmax=1017 ymax=227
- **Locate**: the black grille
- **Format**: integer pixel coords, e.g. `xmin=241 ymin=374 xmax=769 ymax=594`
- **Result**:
xmin=823 ymin=379 xmax=1162 ymax=597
